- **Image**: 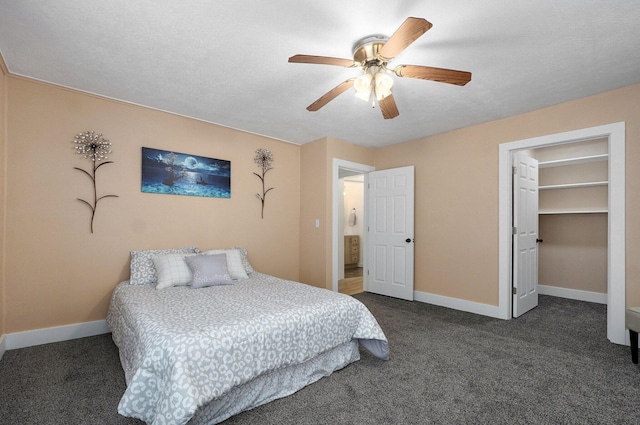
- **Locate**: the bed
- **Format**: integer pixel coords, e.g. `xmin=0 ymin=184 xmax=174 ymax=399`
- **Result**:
xmin=106 ymin=247 xmax=389 ymax=425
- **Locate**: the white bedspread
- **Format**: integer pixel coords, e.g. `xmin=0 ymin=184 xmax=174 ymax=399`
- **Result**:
xmin=107 ymin=272 xmax=388 ymax=425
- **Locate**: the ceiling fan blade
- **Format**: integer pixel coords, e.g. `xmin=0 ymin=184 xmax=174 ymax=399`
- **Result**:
xmin=307 ymin=79 xmax=355 ymax=111
xmin=379 ymin=94 xmax=399 ymax=119
xmin=377 ymin=17 xmax=433 ymax=61
xmin=394 ymin=65 xmax=472 ymax=86
xmin=289 ymin=54 xmax=358 ymax=68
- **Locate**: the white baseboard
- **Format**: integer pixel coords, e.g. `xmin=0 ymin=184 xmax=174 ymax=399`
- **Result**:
xmin=414 ymin=290 xmax=502 ymax=318
xmin=0 ymin=334 xmax=6 ymax=361
xmin=538 ymin=285 xmax=607 ymax=304
xmin=409 ymin=287 xmax=606 ymax=325
xmin=4 ymin=320 xmax=109 ymax=351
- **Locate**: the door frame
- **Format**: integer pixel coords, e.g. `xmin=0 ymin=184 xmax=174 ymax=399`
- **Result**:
xmin=332 ymin=159 xmax=375 ymax=292
xmin=498 ymin=122 xmax=626 ymax=344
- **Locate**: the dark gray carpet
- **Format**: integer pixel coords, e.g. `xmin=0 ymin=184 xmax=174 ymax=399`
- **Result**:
xmin=1 ymin=294 xmax=639 ymax=424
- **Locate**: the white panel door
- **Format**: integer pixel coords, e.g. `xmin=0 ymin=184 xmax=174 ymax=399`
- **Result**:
xmin=367 ymin=166 xmax=414 ymax=301
xmin=512 ymin=153 xmax=539 ymax=317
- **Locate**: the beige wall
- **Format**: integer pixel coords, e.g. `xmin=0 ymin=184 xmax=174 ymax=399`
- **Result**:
xmin=4 ymin=76 xmax=301 ymax=333
xmin=299 ymin=138 xmax=327 ymax=288
xmin=343 ymin=180 xmax=364 ymax=238
xmin=539 ymin=214 xmax=607 ymax=293
xmin=3 ymin=60 xmax=640 ymax=337
xmin=0 ymin=56 xmax=7 ymax=339
xmin=374 ymin=82 xmax=640 ymax=307
xmin=299 ymin=137 xmax=374 ymax=289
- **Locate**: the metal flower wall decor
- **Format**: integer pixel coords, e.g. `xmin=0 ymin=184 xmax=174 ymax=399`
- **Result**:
xmin=253 ymin=148 xmax=274 ymax=219
xmin=72 ymin=131 xmax=118 ymax=233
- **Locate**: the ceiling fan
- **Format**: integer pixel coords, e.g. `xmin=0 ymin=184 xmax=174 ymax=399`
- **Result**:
xmin=288 ymin=17 xmax=472 ymax=119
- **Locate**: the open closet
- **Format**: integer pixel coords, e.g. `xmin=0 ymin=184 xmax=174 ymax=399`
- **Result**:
xmin=500 ymin=122 xmax=624 ymax=344
xmin=533 ymin=138 xmax=608 ymax=303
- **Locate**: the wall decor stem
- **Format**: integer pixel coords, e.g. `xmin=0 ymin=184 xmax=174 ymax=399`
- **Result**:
xmin=72 ymin=131 xmax=118 ymax=233
xmin=253 ymin=149 xmax=274 ymax=219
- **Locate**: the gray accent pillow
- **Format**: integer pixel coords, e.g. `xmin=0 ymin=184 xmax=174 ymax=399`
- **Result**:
xmin=199 ymin=247 xmax=255 ymax=275
xmin=202 ymin=249 xmax=249 ymax=280
xmin=185 ymin=254 xmax=234 ymax=288
xmin=129 ymin=247 xmax=199 ymax=285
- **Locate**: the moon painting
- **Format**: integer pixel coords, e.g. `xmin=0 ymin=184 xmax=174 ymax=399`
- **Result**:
xmin=141 ymin=147 xmax=231 ymax=198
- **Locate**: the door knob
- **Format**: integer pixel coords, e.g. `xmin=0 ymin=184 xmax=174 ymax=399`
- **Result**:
xmin=405 ymin=238 xmax=413 ymax=243
xmin=536 ymin=238 xmax=543 ymax=243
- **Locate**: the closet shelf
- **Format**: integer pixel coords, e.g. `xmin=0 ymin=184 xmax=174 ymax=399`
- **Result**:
xmin=539 ymin=181 xmax=608 ymax=190
xmin=538 ymin=154 xmax=608 ymax=168
xmin=539 ymin=209 xmax=608 ymax=215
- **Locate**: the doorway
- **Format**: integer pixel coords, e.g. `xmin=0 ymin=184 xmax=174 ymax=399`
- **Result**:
xmin=513 ymin=139 xmax=609 ymax=318
xmin=332 ymin=159 xmax=375 ymax=293
xmin=340 ymin=174 xmax=365 ymax=295
xmin=499 ymin=122 xmax=626 ymax=345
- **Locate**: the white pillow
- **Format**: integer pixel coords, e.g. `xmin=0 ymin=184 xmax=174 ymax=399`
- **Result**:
xmin=202 ymin=248 xmax=249 ymax=279
xmin=153 ymin=253 xmax=197 ymax=289
xmin=233 ymin=246 xmax=255 ymax=275
xmin=129 ymin=247 xmax=199 ymax=285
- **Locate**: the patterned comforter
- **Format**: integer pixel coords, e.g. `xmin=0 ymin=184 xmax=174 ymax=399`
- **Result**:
xmin=106 ymin=272 xmax=389 ymax=425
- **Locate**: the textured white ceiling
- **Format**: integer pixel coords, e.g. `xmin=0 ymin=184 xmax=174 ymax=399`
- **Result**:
xmin=1 ymin=1 xmax=639 ymax=148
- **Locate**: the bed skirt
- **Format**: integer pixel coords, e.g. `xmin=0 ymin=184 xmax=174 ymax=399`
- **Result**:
xmin=189 ymin=340 xmax=360 ymax=424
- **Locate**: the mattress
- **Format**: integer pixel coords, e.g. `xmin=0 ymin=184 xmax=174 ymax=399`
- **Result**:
xmin=107 ymin=272 xmax=389 ymax=425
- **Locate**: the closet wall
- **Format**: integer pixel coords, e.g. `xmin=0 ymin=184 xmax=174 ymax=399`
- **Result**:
xmin=534 ymin=139 xmax=608 ymax=298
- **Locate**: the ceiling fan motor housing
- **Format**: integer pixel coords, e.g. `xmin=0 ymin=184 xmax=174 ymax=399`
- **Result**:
xmin=352 ymin=35 xmax=389 ymax=66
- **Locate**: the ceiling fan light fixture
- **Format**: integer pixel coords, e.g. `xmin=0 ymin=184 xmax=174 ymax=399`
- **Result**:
xmin=354 ymin=73 xmax=373 ymax=92
xmin=354 ymin=73 xmax=373 ymax=102
xmin=354 ymin=86 xmax=372 ymax=102
xmin=374 ymin=72 xmax=393 ymax=100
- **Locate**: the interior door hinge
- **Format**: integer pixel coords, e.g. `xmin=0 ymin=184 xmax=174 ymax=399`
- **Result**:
xmin=512 ymin=287 xmax=517 ymax=295
xmin=512 ymin=166 xmax=517 ymax=175
xmin=512 ymin=226 xmax=517 ymax=234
